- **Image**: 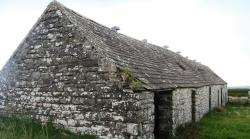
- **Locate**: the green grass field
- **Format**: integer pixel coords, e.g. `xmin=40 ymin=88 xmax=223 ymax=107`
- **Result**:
xmin=177 ymin=104 xmax=250 ymax=139
xmin=0 ymin=117 xmax=96 ymax=139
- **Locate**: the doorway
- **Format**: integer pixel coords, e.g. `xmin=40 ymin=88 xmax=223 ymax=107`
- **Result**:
xmin=217 ymin=90 xmax=220 ymax=107
xmin=221 ymin=88 xmax=223 ymax=106
xmin=191 ymin=90 xmax=196 ymax=122
xmin=154 ymin=90 xmax=172 ymax=138
xmin=209 ymin=87 xmax=211 ymax=110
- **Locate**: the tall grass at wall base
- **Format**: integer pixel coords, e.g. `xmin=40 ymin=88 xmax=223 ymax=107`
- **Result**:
xmin=175 ymin=104 xmax=250 ymax=139
xmin=0 ymin=116 xmax=96 ymax=139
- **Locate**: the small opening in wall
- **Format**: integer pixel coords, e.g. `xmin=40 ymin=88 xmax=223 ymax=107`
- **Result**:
xmin=154 ymin=90 xmax=173 ymax=138
xmin=209 ymin=87 xmax=211 ymax=110
xmin=154 ymin=92 xmax=160 ymax=138
xmin=221 ymin=88 xmax=223 ymax=106
xmin=217 ymin=90 xmax=220 ymax=107
xmin=191 ymin=90 xmax=196 ymax=122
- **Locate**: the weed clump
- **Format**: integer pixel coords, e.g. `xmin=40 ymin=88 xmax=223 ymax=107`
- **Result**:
xmin=175 ymin=122 xmax=201 ymax=139
xmin=214 ymin=107 xmax=225 ymax=113
xmin=120 ymin=68 xmax=143 ymax=91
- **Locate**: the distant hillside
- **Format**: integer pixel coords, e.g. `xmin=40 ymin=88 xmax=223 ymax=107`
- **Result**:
xmin=228 ymin=86 xmax=250 ymax=89
xmin=228 ymin=86 xmax=250 ymax=97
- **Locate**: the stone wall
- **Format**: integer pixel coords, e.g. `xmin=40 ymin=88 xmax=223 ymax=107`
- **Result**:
xmin=210 ymin=85 xmax=228 ymax=108
xmin=0 ymin=2 xmax=228 ymax=139
xmin=210 ymin=85 xmax=221 ymax=109
xmin=0 ymin=4 xmax=155 ymax=139
xmin=0 ymin=76 xmax=6 ymax=110
xmin=171 ymin=85 xmax=228 ymax=133
xmin=221 ymin=85 xmax=228 ymax=106
xmin=195 ymin=86 xmax=209 ymax=121
xmin=172 ymin=89 xmax=192 ymax=130
xmin=229 ymin=96 xmax=250 ymax=104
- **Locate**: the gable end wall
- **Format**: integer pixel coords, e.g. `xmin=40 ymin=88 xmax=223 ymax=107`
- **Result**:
xmin=0 ymin=5 xmax=155 ymax=139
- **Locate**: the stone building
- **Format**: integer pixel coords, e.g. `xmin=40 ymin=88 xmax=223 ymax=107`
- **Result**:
xmin=0 ymin=1 xmax=227 ymax=139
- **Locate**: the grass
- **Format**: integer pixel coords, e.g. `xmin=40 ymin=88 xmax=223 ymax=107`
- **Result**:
xmin=0 ymin=117 xmax=96 ymax=139
xmin=176 ymin=104 xmax=250 ymax=139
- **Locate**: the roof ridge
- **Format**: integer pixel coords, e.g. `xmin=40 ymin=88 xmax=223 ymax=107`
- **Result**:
xmin=44 ymin=2 xmax=226 ymax=88
xmin=50 ymin=1 xmax=173 ymax=53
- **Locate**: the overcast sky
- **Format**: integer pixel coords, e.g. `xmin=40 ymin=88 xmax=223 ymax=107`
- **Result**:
xmin=0 ymin=0 xmax=249 ymax=87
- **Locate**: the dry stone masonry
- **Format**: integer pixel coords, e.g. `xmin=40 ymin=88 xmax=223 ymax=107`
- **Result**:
xmin=0 ymin=1 xmax=228 ymax=139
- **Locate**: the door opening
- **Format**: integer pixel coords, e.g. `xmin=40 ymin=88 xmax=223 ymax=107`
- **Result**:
xmin=209 ymin=87 xmax=211 ymax=110
xmin=191 ymin=90 xmax=196 ymax=122
xmin=154 ymin=90 xmax=172 ymax=138
xmin=154 ymin=92 xmax=160 ymax=138
xmin=221 ymin=88 xmax=223 ymax=106
xmin=217 ymin=90 xmax=220 ymax=107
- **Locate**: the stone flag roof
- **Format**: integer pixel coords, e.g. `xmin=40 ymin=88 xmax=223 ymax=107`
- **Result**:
xmin=2 ymin=1 xmax=226 ymax=90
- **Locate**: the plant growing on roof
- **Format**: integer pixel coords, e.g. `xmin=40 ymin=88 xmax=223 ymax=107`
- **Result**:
xmin=120 ymin=68 xmax=143 ymax=91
